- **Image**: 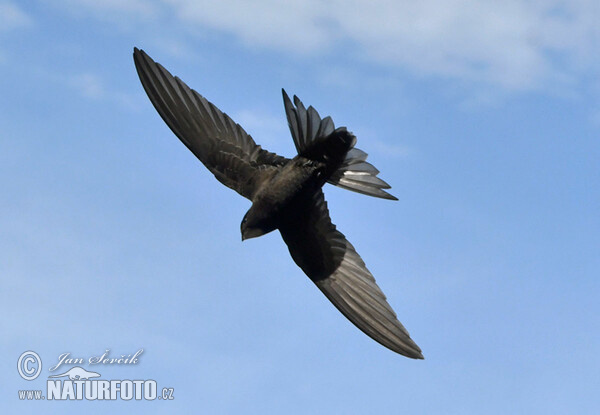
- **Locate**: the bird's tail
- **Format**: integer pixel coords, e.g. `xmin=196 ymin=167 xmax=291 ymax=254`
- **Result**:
xmin=282 ymin=89 xmax=397 ymax=200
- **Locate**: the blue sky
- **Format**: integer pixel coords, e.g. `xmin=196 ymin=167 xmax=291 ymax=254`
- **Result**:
xmin=1 ymin=1 xmax=599 ymax=413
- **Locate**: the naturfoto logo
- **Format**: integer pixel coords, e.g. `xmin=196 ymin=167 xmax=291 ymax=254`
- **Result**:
xmin=17 ymin=349 xmax=174 ymax=402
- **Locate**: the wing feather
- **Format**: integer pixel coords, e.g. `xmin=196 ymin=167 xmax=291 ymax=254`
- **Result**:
xmin=279 ymin=191 xmax=423 ymax=358
xmin=134 ymin=48 xmax=288 ymax=199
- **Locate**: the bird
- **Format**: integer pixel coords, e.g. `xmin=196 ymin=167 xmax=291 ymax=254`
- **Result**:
xmin=133 ymin=47 xmax=423 ymax=359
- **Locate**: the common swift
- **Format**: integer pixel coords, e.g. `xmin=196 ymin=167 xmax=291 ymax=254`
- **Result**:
xmin=133 ymin=48 xmax=423 ymax=358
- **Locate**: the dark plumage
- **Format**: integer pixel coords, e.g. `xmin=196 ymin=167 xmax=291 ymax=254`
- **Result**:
xmin=133 ymin=47 xmax=423 ymax=358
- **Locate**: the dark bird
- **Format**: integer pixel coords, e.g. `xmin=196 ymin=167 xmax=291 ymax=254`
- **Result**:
xmin=133 ymin=47 xmax=423 ymax=358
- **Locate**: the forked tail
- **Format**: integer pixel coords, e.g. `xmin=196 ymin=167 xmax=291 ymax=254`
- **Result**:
xmin=282 ymin=90 xmax=397 ymax=200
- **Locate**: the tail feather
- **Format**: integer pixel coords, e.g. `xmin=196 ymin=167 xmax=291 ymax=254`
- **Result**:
xmin=338 ymin=162 xmax=378 ymax=174
xmin=282 ymin=89 xmax=398 ymax=200
xmin=330 ymin=161 xmax=399 ymax=199
xmin=343 ymin=148 xmax=368 ymax=164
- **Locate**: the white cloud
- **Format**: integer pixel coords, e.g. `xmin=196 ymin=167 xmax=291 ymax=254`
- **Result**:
xmin=348 ymin=125 xmax=412 ymax=159
xmin=160 ymin=0 xmax=600 ymax=91
xmin=0 ymin=1 xmax=32 ymax=32
xmin=48 ymin=0 xmax=600 ymax=92
xmin=50 ymin=0 xmax=158 ymax=21
xmin=338 ymin=0 xmax=552 ymax=89
xmin=369 ymin=139 xmax=412 ymax=159
xmin=68 ymin=72 xmax=140 ymax=110
xmin=70 ymin=73 xmax=105 ymax=99
xmin=165 ymin=0 xmax=337 ymax=55
xmin=233 ymin=108 xmax=290 ymax=152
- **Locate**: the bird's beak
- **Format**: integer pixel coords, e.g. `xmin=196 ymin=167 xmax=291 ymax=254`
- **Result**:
xmin=241 ymin=227 xmax=264 ymax=241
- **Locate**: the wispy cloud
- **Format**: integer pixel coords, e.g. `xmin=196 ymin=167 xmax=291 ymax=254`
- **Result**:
xmin=351 ymin=126 xmax=412 ymax=159
xmin=0 ymin=2 xmax=32 ymax=64
xmin=164 ymin=0 xmax=600 ymax=92
xmin=166 ymin=0 xmax=337 ymax=55
xmin=369 ymin=139 xmax=412 ymax=159
xmin=70 ymin=73 xmax=105 ymax=99
xmin=233 ymin=108 xmax=290 ymax=151
xmin=47 ymin=0 xmax=600 ymax=94
xmin=68 ymin=72 xmax=140 ymax=110
xmin=0 ymin=1 xmax=32 ymax=32
xmin=50 ymin=0 xmax=158 ymax=22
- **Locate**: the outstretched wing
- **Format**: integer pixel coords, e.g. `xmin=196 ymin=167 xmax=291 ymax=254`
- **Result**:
xmin=282 ymin=90 xmax=397 ymax=200
xmin=134 ymin=48 xmax=288 ymax=199
xmin=278 ymin=190 xmax=423 ymax=358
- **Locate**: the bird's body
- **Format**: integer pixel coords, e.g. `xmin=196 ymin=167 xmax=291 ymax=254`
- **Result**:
xmin=255 ymin=157 xmax=322 ymax=217
xmin=242 ymin=156 xmax=321 ymax=239
xmin=133 ymin=47 xmax=424 ymax=358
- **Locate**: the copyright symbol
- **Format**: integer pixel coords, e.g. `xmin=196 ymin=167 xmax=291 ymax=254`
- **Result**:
xmin=18 ymin=351 xmax=42 ymax=380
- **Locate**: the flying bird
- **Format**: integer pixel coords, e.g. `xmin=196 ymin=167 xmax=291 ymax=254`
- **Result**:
xmin=133 ymin=47 xmax=423 ymax=358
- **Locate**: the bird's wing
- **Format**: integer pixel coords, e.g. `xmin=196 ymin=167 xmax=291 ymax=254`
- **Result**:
xmin=278 ymin=190 xmax=423 ymax=358
xmin=134 ymin=48 xmax=288 ymax=199
xmin=282 ymin=90 xmax=397 ymax=200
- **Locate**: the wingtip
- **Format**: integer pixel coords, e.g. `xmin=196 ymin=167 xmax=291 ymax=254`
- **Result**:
xmin=413 ymin=347 xmax=425 ymax=359
xmin=389 ymin=336 xmax=424 ymax=359
xmin=133 ymin=47 xmax=147 ymax=66
xmin=282 ymin=88 xmax=291 ymax=104
xmin=394 ymin=340 xmax=424 ymax=359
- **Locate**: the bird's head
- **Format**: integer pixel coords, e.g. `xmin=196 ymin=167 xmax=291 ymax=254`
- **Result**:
xmin=241 ymin=211 xmax=270 ymax=241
